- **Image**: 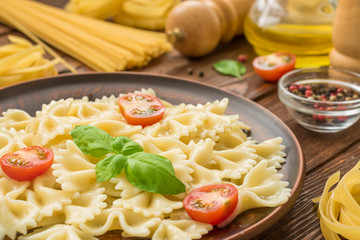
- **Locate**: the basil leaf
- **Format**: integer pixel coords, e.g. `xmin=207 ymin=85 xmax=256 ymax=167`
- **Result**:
xmin=213 ymin=59 xmax=246 ymax=79
xmin=95 ymin=154 xmax=127 ymax=182
xmin=113 ymin=136 xmax=144 ymax=155
xmin=125 ymin=152 xmax=185 ymax=194
xmin=71 ymin=125 xmax=114 ymax=157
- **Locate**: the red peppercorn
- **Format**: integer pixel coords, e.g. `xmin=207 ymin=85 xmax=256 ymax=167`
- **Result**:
xmin=336 ymin=87 xmax=343 ymax=93
xmin=337 ymin=106 xmax=346 ymax=110
xmin=305 ymin=90 xmax=312 ymax=98
xmin=318 ymin=115 xmax=325 ymax=122
xmin=336 ymin=116 xmax=349 ymax=121
xmin=289 ymin=85 xmax=298 ymax=92
xmin=237 ymin=54 xmax=247 ymax=63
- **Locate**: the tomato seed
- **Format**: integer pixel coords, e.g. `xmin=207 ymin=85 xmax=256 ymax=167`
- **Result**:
xmin=8 ymin=156 xmax=29 ymax=166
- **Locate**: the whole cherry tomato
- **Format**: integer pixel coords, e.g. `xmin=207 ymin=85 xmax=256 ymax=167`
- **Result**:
xmin=253 ymin=52 xmax=296 ymax=82
xmin=183 ymin=184 xmax=239 ymax=225
xmin=118 ymin=93 xmax=165 ymax=128
xmin=0 ymin=146 xmax=54 ymax=181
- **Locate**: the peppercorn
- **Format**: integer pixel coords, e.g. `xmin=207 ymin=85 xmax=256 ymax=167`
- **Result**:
xmin=329 ymin=95 xmax=337 ymax=101
xmin=198 ymin=71 xmax=204 ymax=77
xmin=286 ymin=82 xmax=359 ymax=102
xmin=305 ymin=90 xmax=312 ymax=98
xmin=286 ymin=81 xmax=360 ymax=127
xmin=187 ymin=67 xmax=193 ymax=75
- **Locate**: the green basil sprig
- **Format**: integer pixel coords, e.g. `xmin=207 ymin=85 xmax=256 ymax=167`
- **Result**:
xmin=70 ymin=125 xmax=185 ymax=195
xmin=213 ymin=59 xmax=246 ymax=79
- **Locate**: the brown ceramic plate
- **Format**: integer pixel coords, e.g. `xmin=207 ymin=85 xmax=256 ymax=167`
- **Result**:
xmin=0 ymin=72 xmax=305 ymax=240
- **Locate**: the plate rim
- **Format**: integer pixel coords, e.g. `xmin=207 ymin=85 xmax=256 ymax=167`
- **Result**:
xmin=0 ymin=71 xmax=305 ymax=240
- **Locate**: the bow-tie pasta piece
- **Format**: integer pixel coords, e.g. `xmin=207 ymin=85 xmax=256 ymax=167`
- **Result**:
xmin=215 ymin=121 xmax=250 ymax=150
xmin=0 ymin=179 xmax=38 ymax=239
xmin=18 ymin=224 xmax=97 ymax=240
xmin=108 ymin=172 xmax=142 ymax=199
xmin=29 ymin=171 xmax=78 ymax=222
xmin=0 ymin=109 xmax=33 ymax=131
xmin=144 ymin=110 xmax=205 ymax=140
xmin=90 ymin=119 xmax=142 ymax=137
xmin=233 ymin=160 xmax=291 ymax=215
xmin=52 ymin=140 xmax=97 ymax=192
xmin=138 ymin=135 xmax=191 ymax=155
xmin=252 ymin=137 xmax=287 ymax=168
xmin=188 ymin=138 xmax=258 ymax=180
xmin=159 ymin=149 xmax=194 ymax=192
xmin=79 ymin=208 xmax=162 ymax=238
xmin=113 ymin=191 xmax=183 ymax=217
xmin=64 ymin=187 xmax=107 ymax=225
xmin=27 ymin=99 xmax=80 ymax=146
xmin=0 ymin=128 xmax=34 ymax=157
xmin=152 ymin=219 xmax=213 ymax=240
xmin=67 ymin=97 xmax=120 ymax=121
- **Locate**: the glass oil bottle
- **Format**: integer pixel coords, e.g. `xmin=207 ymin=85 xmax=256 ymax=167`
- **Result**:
xmin=244 ymin=0 xmax=337 ymax=68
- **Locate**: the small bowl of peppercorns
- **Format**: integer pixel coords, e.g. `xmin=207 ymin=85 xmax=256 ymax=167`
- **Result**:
xmin=278 ymin=68 xmax=360 ymax=133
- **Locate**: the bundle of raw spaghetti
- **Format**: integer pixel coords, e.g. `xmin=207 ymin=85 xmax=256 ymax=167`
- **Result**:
xmin=0 ymin=0 xmax=172 ymax=72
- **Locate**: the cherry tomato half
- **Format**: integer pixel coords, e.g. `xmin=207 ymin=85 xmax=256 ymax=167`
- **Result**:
xmin=183 ymin=184 xmax=239 ymax=225
xmin=0 ymin=146 xmax=54 ymax=181
xmin=253 ymin=52 xmax=296 ymax=82
xmin=118 ymin=93 xmax=165 ymax=127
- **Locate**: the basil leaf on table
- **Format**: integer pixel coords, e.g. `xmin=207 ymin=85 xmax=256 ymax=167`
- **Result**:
xmin=213 ymin=59 xmax=246 ymax=79
xmin=70 ymin=125 xmax=114 ymax=157
xmin=71 ymin=125 xmax=185 ymax=195
xmin=126 ymin=152 xmax=186 ymax=195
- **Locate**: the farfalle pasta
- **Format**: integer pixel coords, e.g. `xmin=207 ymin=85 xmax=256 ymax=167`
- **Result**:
xmin=0 ymin=89 xmax=291 ymax=239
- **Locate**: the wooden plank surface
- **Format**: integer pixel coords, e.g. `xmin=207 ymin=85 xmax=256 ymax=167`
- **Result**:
xmin=1 ymin=1 xmax=360 ymax=240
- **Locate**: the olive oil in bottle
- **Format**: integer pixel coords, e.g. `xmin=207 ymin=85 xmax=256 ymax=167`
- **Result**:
xmin=244 ymin=0 xmax=336 ymax=68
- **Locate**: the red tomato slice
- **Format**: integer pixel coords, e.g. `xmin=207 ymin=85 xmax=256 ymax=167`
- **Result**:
xmin=0 ymin=146 xmax=54 ymax=181
xmin=183 ymin=184 xmax=239 ymax=225
xmin=118 ymin=93 xmax=165 ymax=127
xmin=253 ymin=52 xmax=296 ymax=82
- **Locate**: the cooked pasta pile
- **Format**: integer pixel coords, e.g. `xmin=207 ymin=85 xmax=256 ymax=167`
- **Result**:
xmin=0 ymin=0 xmax=172 ymax=72
xmin=0 ymin=89 xmax=291 ymax=239
xmin=314 ymin=161 xmax=360 ymax=239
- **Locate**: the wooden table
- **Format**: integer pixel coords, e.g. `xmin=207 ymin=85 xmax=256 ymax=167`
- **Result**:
xmin=1 ymin=1 xmax=359 ymax=240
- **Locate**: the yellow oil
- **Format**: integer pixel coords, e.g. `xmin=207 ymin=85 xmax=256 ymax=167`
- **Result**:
xmin=244 ymin=17 xmax=333 ymax=68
